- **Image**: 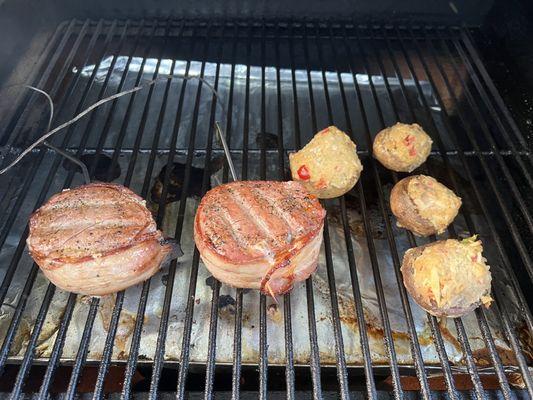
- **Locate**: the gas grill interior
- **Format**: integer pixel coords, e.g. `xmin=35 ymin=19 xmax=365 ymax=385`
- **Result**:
xmin=0 ymin=1 xmax=532 ymax=398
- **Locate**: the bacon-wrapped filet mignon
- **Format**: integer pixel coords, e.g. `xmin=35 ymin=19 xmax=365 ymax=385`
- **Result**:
xmin=27 ymin=183 xmax=178 ymax=296
xmin=194 ymin=181 xmax=326 ymax=296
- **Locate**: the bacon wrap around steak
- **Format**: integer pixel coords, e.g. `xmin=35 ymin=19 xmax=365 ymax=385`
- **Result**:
xmin=27 ymin=183 xmax=177 ymax=296
xmin=194 ymin=181 xmax=326 ymax=295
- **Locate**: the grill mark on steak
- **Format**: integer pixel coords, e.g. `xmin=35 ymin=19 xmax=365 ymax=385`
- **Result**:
xmin=253 ymin=186 xmax=306 ymax=235
xmin=29 ymin=183 xmax=158 ymax=259
xmin=208 ymin=189 xmax=265 ymax=250
xmin=202 ymin=211 xmax=261 ymax=260
xmin=255 ymin=184 xmax=316 ymax=232
xmin=195 ymin=180 xmax=325 ymax=265
xmin=34 ymin=207 xmax=149 ymax=231
xmin=227 ymin=186 xmax=288 ymax=251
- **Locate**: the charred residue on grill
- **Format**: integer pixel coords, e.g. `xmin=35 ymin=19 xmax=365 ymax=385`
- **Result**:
xmin=255 ymin=131 xmax=279 ymax=149
xmin=62 ymin=154 xmax=121 ymax=182
xmin=218 ymin=294 xmax=236 ymax=309
xmin=150 ymin=157 xmax=224 ymax=204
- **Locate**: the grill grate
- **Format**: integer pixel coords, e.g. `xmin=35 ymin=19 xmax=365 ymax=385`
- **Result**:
xmin=0 ymin=19 xmax=532 ymax=398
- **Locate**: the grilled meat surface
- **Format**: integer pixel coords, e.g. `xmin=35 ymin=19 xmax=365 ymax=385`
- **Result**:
xmin=27 ymin=183 xmax=176 ymax=296
xmin=194 ymin=181 xmax=326 ymax=295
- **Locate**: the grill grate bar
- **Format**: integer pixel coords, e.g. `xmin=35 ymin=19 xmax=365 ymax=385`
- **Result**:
xmin=218 ymin=27 xmax=241 ymax=400
xmin=437 ymin=31 xmax=533 ymax=188
xmin=0 ymin=17 xmax=116 ymax=379
xmin=379 ymin=26 xmax=488 ymax=397
xmin=230 ymin=24 xmax=254 ymax=400
xmin=0 ymin=265 xmax=39 ymax=373
xmin=384 ymin=25 xmax=530 ymax=396
xmin=0 ymin=19 xmax=531 ymax=398
xmin=259 ymin=23 xmax=269 ymax=400
xmin=231 ymin=289 xmax=244 ymax=399
xmin=461 ymin=28 xmax=532 ymax=152
xmin=403 ymin=28 xmax=533 ymax=393
xmin=117 ymin=28 xmax=177 ymax=399
xmin=201 ymin=24 xmax=225 ymax=400
xmin=89 ymin=21 xmax=164 ymax=400
xmin=311 ymin=24 xmax=352 ymax=400
xmin=474 ymin=309 xmax=513 ymax=398
xmin=204 ymin=279 xmax=221 ymax=400
xmin=147 ymin=20 xmax=190 ymax=397
xmin=175 ymin=25 xmax=213 ymax=398
xmin=0 ymin=19 xmax=80 ymax=149
xmin=294 ymin=22 xmax=324 ymax=399
xmin=398 ymin=26 xmax=533 ymax=281
xmin=273 ymin=25 xmax=296 ymax=399
xmin=37 ymin=292 xmax=77 ymax=397
xmin=65 ymin=298 xmax=100 ymax=400
xmin=8 ymin=284 xmax=56 ymax=399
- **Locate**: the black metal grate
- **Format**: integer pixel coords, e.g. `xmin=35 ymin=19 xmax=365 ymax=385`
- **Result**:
xmin=0 ymin=19 xmax=532 ymax=398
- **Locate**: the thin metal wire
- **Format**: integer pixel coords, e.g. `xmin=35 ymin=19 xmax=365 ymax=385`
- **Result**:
xmin=215 ymin=122 xmax=236 ymax=181
xmin=0 ymin=19 xmax=112 ymax=383
xmin=0 ymin=20 xmax=70 ymax=146
xmin=0 ymin=19 xmax=81 ymax=150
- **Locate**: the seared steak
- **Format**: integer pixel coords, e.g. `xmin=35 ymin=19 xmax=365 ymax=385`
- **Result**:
xmin=194 ymin=181 xmax=325 ymax=295
xmin=27 ymin=183 xmax=176 ymax=296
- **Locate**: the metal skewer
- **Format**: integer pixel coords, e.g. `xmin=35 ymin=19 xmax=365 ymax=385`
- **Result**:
xmin=215 ymin=121 xmax=237 ymax=182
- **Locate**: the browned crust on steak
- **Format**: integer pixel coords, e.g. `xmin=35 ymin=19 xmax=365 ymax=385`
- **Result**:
xmin=194 ymin=181 xmax=325 ymax=265
xmin=27 ymin=183 xmax=174 ymax=295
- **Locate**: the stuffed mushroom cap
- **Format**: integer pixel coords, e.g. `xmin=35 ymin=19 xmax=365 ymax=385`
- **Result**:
xmin=373 ymin=122 xmax=432 ymax=172
xmin=390 ymin=175 xmax=462 ymax=236
xmin=289 ymin=126 xmax=363 ymax=199
xmin=401 ymin=236 xmax=492 ymax=318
